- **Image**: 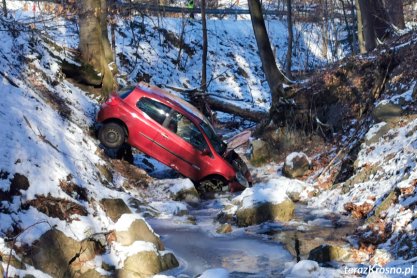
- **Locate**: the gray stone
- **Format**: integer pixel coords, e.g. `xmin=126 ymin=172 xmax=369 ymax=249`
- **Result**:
xmin=115 ymin=219 xmax=164 ymax=250
xmin=96 ymin=164 xmax=113 ymax=183
xmin=364 ymin=122 xmax=391 ymax=146
xmin=372 ymin=102 xmax=403 ymax=122
xmin=236 ymin=199 xmax=295 ymax=227
xmin=308 ymin=244 xmax=354 ymax=263
xmin=171 ymin=187 xmax=200 ymax=203
xmin=24 ymin=229 xmax=98 ymax=278
xmin=250 ymin=139 xmax=270 ymax=164
xmin=160 ymin=252 xmax=179 ymax=271
xmin=100 ymin=198 xmax=131 ymax=222
xmin=283 ymin=152 xmax=311 ymax=178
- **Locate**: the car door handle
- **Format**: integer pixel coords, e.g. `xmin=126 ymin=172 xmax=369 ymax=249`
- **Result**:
xmin=161 ymin=133 xmax=169 ymax=139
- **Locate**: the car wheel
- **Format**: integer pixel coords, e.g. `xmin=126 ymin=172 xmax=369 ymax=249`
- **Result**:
xmin=198 ymin=177 xmax=227 ymax=195
xmin=98 ymin=122 xmax=126 ymax=149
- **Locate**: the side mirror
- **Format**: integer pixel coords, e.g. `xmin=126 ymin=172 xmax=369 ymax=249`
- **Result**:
xmin=201 ymin=148 xmax=211 ymax=156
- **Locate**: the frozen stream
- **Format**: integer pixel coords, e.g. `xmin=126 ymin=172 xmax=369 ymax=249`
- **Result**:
xmin=148 ymin=198 xmax=294 ymax=277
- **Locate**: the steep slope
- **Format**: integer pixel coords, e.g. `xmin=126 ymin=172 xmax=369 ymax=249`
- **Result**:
xmin=0 ymin=18 xmax=178 ymax=277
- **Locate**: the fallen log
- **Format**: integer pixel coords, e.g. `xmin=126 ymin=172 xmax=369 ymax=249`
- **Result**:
xmin=164 ymin=85 xmax=268 ymax=122
xmin=206 ymin=96 xmax=268 ymax=122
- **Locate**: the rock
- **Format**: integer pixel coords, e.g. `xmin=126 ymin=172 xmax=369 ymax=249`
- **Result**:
xmin=372 ymin=102 xmax=403 ymax=123
xmin=235 ymin=199 xmax=295 ymax=227
xmin=1 ymin=254 xmax=26 ymax=270
xmin=10 ymin=173 xmax=30 ymax=193
xmin=364 ymin=122 xmax=391 ymax=146
xmin=367 ymin=188 xmax=400 ymax=224
xmin=250 ymin=139 xmax=270 ymax=165
xmin=100 ymin=198 xmax=131 ymax=222
xmin=78 ymin=269 xmax=108 ymax=278
xmin=115 ymin=219 xmax=164 ymax=250
xmin=24 ymin=229 xmax=98 ymax=278
xmin=308 ymin=245 xmax=352 ymax=263
xmin=283 ymin=152 xmax=311 ymax=178
xmin=117 ymin=250 xmax=178 ymax=277
xmin=216 ymin=223 xmax=232 ymax=234
xmin=96 ymin=164 xmax=113 ymax=183
xmin=172 ymin=187 xmax=200 ymax=203
xmin=160 ymin=252 xmax=179 ymax=270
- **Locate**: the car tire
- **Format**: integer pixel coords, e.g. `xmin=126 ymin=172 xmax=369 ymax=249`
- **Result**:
xmin=98 ymin=122 xmax=126 ymax=149
xmin=198 ymin=177 xmax=227 ymax=196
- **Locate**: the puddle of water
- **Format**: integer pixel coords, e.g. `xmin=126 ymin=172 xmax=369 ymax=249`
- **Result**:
xmin=149 ymin=219 xmax=293 ymax=277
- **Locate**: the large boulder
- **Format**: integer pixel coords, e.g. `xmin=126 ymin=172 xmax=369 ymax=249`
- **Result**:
xmin=23 ymin=229 xmax=98 ymax=278
xmin=363 ymin=122 xmax=391 ymax=146
xmin=117 ymin=251 xmax=178 ymax=278
xmin=283 ymin=152 xmax=311 ymax=178
xmin=372 ymin=101 xmax=403 ymax=123
xmin=250 ymin=139 xmax=271 ymax=164
xmin=100 ymin=198 xmax=131 ymax=222
xmin=308 ymin=244 xmax=369 ymax=264
xmin=115 ymin=216 xmax=163 ymax=250
xmin=236 ymin=199 xmax=295 ymax=227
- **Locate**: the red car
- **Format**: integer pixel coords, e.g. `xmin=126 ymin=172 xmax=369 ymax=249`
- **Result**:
xmin=96 ymin=82 xmax=252 ymax=192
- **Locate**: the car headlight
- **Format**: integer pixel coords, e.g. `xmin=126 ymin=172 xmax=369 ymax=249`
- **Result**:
xmin=236 ymin=171 xmax=249 ymax=188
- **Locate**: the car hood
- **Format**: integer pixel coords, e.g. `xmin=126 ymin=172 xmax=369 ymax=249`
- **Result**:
xmin=225 ymin=130 xmax=251 ymax=153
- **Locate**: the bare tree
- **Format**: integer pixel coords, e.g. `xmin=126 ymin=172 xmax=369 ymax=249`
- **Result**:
xmin=248 ymin=0 xmax=286 ymax=111
xmin=285 ymin=0 xmax=293 ymax=78
xmin=2 ymin=0 xmax=7 ymax=17
xmin=383 ymin=0 xmax=405 ymax=29
xmin=355 ymin=0 xmax=366 ymax=53
xmin=201 ymin=0 xmax=208 ymax=92
xmin=356 ymin=0 xmax=390 ymax=52
xmin=78 ymin=0 xmax=115 ymax=96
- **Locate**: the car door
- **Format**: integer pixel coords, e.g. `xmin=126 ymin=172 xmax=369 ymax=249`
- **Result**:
xmin=156 ymin=109 xmax=214 ymax=181
xmin=130 ymin=97 xmax=173 ymax=165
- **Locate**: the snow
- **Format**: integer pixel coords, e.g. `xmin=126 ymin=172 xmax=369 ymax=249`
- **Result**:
xmin=149 ymin=201 xmax=188 ymax=218
xmin=102 ymin=241 xmax=158 ymax=269
xmin=113 ymin=214 xmax=149 ymax=232
xmin=199 ymin=268 xmax=229 ymax=278
xmin=285 ymin=152 xmax=310 ymax=168
xmin=234 ymin=177 xmax=308 ymax=209
xmin=364 ymin=122 xmax=387 ymax=142
xmin=167 ymin=178 xmax=195 ymax=195
xmin=283 ymin=260 xmax=342 ymax=278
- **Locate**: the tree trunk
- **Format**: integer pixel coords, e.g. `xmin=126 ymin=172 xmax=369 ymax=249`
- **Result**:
xmin=79 ymin=0 xmax=114 ymax=96
xmin=201 ymin=0 xmax=208 ymax=92
xmin=207 ymin=97 xmax=267 ymax=122
xmin=355 ymin=0 xmax=366 ymax=53
xmin=101 ymin=0 xmax=113 ymax=64
xmin=2 ymin=0 xmax=7 ymax=17
xmin=358 ymin=0 xmax=376 ymax=51
xmin=384 ymin=0 xmax=405 ymax=29
xmin=248 ymin=0 xmax=286 ymax=112
xmin=285 ymin=0 xmax=293 ymax=78
xmin=340 ymin=0 xmax=354 ymax=54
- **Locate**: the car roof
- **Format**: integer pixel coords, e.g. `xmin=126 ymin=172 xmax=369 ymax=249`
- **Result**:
xmin=135 ymin=82 xmax=206 ymax=123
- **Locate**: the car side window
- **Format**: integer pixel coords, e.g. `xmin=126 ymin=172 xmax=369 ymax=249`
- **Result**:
xmin=137 ymin=97 xmax=171 ymax=125
xmin=168 ymin=111 xmax=208 ymax=152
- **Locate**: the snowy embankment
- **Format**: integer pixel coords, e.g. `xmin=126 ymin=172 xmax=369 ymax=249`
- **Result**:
xmin=0 ymin=16 xmax=180 ymax=277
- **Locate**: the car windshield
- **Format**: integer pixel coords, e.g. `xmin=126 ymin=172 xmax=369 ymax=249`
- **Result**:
xmin=200 ymin=120 xmax=227 ymax=155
